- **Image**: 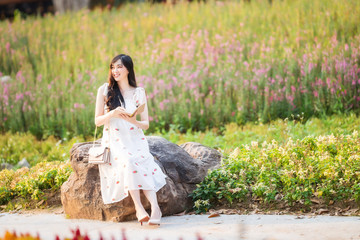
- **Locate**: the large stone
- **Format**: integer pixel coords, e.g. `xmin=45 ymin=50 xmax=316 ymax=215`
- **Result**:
xmin=17 ymin=158 xmax=30 ymax=168
xmin=179 ymin=142 xmax=222 ymax=171
xmin=0 ymin=163 xmax=13 ymax=170
xmin=61 ymin=136 xmax=221 ymax=222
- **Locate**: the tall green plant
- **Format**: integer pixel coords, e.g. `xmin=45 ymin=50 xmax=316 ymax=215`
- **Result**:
xmin=0 ymin=0 xmax=359 ymax=138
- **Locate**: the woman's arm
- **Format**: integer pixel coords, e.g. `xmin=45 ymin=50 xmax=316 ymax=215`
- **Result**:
xmin=132 ymin=103 xmax=149 ymax=130
xmin=94 ymin=85 xmax=115 ymax=126
xmin=137 ymin=97 xmax=150 ymax=130
xmin=122 ymin=88 xmax=150 ymax=130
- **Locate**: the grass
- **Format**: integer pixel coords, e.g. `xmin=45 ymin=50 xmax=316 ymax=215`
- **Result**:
xmin=157 ymin=113 xmax=360 ymax=154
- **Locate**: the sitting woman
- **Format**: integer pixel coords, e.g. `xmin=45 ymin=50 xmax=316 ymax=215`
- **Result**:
xmin=94 ymin=54 xmax=167 ymax=226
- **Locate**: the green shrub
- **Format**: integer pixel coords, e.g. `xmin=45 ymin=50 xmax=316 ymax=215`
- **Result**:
xmin=192 ymin=131 xmax=360 ymax=212
xmin=0 ymin=161 xmax=72 ymax=205
xmin=0 ymin=132 xmax=87 ymax=166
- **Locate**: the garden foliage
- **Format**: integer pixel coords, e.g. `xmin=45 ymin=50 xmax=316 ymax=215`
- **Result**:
xmin=191 ymin=131 xmax=360 ymax=213
xmin=0 ymin=161 xmax=72 ymax=207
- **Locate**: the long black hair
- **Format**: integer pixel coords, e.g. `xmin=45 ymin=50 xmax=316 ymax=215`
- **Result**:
xmin=105 ymin=54 xmax=137 ymax=110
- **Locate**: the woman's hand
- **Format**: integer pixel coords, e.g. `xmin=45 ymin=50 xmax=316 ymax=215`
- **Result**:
xmin=111 ymin=106 xmax=127 ymax=119
xmin=122 ymin=114 xmax=138 ymax=125
xmin=110 ymin=106 xmax=139 ymax=126
xmin=112 ymin=107 xmax=137 ymax=123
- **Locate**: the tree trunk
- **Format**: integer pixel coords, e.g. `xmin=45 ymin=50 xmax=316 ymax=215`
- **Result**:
xmin=52 ymin=0 xmax=90 ymax=13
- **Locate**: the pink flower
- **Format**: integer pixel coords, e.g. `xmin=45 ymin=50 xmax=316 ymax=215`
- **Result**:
xmin=5 ymin=42 xmax=10 ymax=53
xmin=74 ymin=103 xmax=85 ymax=109
xmin=159 ymin=101 xmax=164 ymax=110
xmin=16 ymin=71 xmax=25 ymax=84
xmin=15 ymin=93 xmax=24 ymax=102
xmin=188 ymin=83 xmax=197 ymax=89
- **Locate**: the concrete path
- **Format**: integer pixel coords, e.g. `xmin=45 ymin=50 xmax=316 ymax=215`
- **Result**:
xmin=0 ymin=212 xmax=359 ymax=240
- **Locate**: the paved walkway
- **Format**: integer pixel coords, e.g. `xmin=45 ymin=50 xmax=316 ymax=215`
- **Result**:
xmin=0 ymin=212 xmax=359 ymax=240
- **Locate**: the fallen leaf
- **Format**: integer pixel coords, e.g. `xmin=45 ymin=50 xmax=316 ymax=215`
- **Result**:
xmin=310 ymin=198 xmax=320 ymax=204
xmin=173 ymin=210 xmax=186 ymax=216
xmin=208 ymin=212 xmax=220 ymax=218
xmin=228 ymin=188 xmax=242 ymax=193
xmin=55 ymin=209 xmax=64 ymax=214
xmin=317 ymin=209 xmax=329 ymax=215
xmin=36 ymin=200 xmax=45 ymax=206
xmin=224 ymin=209 xmax=239 ymax=214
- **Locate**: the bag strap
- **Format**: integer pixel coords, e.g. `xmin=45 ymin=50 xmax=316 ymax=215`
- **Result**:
xmin=92 ymin=126 xmax=98 ymax=148
xmin=92 ymin=124 xmax=111 ymax=148
xmin=92 ymin=83 xmax=111 ymax=148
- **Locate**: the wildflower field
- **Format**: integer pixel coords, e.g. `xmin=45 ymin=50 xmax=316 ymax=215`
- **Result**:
xmin=0 ymin=0 xmax=360 ymax=139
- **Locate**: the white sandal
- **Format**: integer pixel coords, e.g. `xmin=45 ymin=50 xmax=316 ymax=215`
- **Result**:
xmin=148 ymin=206 xmax=162 ymax=226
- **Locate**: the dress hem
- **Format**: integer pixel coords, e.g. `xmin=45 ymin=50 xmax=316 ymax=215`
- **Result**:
xmin=101 ymin=184 xmax=166 ymax=205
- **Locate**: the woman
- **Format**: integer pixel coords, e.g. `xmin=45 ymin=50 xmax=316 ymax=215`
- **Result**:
xmin=94 ymin=54 xmax=167 ymax=225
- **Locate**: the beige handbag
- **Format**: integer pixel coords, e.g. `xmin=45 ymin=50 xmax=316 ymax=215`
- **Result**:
xmin=88 ymin=125 xmax=111 ymax=164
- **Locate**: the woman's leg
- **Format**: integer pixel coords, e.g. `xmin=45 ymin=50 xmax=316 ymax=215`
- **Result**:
xmin=129 ymin=189 xmax=149 ymax=221
xmin=143 ymin=190 xmax=162 ymax=223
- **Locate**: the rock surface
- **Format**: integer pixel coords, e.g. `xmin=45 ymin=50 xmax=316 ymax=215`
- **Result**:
xmin=180 ymin=142 xmax=222 ymax=170
xmin=0 ymin=163 xmax=13 ymax=170
xmin=17 ymin=158 xmax=30 ymax=168
xmin=61 ymin=136 xmax=221 ymax=222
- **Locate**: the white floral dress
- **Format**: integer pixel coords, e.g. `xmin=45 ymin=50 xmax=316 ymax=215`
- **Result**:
xmin=98 ymin=83 xmax=167 ymax=204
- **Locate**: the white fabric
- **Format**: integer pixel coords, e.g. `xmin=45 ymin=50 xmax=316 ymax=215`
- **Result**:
xmin=98 ymin=83 xmax=167 ymax=204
